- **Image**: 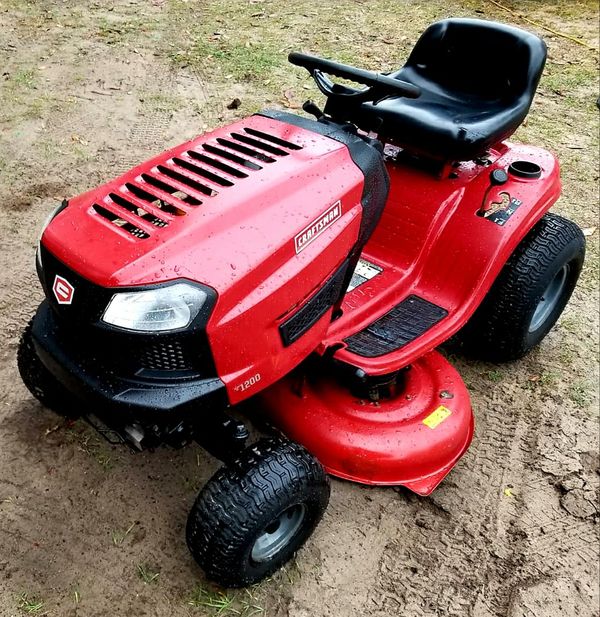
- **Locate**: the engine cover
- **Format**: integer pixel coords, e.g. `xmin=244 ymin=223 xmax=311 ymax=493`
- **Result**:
xmin=40 ymin=114 xmax=381 ymax=403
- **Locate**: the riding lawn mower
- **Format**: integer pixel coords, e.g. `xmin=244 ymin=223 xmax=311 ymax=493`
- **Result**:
xmin=18 ymin=18 xmax=585 ymax=587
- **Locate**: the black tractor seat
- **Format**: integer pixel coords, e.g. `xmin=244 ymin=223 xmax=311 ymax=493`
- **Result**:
xmin=340 ymin=19 xmax=547 ymax=162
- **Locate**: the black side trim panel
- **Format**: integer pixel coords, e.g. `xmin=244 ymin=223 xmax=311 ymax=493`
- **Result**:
xmin=280 ymin=260 xmax=350 ymax=346
xmin=344 ymin=295 xmax=448 ymax=357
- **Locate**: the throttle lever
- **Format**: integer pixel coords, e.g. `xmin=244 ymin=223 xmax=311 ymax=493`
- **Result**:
xmin=302 ymin=100 xmax=324 ymax=120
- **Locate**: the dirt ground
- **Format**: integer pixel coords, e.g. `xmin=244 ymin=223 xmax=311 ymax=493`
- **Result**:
xmin=0 ymin=1 xmax=598 ymax=616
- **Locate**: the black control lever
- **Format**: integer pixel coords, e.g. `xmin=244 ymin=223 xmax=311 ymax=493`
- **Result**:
xmin=302 ymin=100 xmax=324 ymax=120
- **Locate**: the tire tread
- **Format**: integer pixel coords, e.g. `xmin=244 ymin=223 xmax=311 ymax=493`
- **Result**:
xmin=457 ymin=213 xmax=585 ymax=361
xmin=186 ymin=437 xmax=329 ymax=587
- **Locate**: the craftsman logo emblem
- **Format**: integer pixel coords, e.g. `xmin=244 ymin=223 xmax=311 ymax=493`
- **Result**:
xmin=294 ymin=201 xmax=342 ymax=254
xmin=52 ymin=275 xmax=75 ymax=305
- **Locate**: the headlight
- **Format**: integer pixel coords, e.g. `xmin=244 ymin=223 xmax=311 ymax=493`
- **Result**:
xmin=102 ymin=283 xmax=208 ymax=332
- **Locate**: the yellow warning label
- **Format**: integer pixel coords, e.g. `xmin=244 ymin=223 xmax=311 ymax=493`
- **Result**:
xmin=423 ymin=405 xmax=452 ymax=429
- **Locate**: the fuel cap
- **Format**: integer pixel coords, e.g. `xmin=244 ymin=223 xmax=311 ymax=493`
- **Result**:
xmin=490 ymin=169 xmax=509 ymax=185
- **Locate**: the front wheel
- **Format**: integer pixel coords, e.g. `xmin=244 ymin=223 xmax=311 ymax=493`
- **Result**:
xmin=17 ymin=318 xmax=81 ymax=418
xmin=456 ymin=213 xmax=585 ymax=362
xmin=186 ymin=437 xmax=330 ymax=588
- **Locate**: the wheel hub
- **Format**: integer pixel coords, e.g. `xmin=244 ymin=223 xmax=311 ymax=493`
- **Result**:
xmin=529 ymin=264 xmax=569 ymax=332
xmin=251 ymin=504 xmax=306 ymax=563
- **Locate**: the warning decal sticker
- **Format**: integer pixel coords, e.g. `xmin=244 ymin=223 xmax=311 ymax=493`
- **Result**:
xmin=423 ymin=405 xmax=452 ymax=429
xmin=346 ymin=258 xmax=384 ymax=292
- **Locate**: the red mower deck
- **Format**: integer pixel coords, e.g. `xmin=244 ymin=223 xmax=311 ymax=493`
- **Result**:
xmin=259 ymin=351 xmax=473 ymax=494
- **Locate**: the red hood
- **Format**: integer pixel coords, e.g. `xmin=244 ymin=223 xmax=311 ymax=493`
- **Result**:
xmin=41 ymin=115 xmax=363 ymax=296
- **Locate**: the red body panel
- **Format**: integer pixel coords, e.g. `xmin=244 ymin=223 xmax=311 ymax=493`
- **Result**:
xmin=323 ymin=142 xmax=561 ymax=374
xmin=37 ymin=111 xmax=562 ymax=491
xmin=259 ymin=350 xmax=474 ymax=493
xmin=41 ymin=116 xmax=365 ymax=400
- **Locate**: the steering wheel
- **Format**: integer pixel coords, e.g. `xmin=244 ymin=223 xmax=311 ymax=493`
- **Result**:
xmin=288 ymin=52 xmax=421 ymax=102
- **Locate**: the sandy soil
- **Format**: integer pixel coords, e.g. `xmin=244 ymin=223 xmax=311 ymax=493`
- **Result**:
xmin=0 ymin=1 xmax=598 ymax=616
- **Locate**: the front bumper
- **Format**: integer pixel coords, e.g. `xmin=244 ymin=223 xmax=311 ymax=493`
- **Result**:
xmin=31 ymin=301 xmax=228 ymax=424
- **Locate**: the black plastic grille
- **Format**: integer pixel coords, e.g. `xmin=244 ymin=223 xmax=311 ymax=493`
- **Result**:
xmin=138 ymin=340 xmax=192 ymax=372
xmin=280 ymin=260 xmax=349 ymax=346
xmin=50 ymin=324 xmax=207 ymax=379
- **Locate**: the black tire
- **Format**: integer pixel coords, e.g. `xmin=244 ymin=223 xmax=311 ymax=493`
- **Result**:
xmin=456 ymin=213 xmax=585 ymax=362
xmin=186 ymin=437 xmax=330 ymax=588
xmin=17 ymin=318 xmax=80 ymax=418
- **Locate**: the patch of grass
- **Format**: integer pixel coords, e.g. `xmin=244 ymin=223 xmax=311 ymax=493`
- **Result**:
xmin=558 ymin=347 xmax=576 ymax=366
xmin=36 ymin=137 xmax=66 ymax=161
xmin=569 ymin=379 xmax=593 ymax=408
xmin=162 ymin=0 xmax=452 ymax=102
xmin=187 ymin=585 xmax=265 ymax=616
xmin=23 ymin=94 xmax=56 ymax=120
xmin=137 ymin=563 xmax=160 ymax=585
xmin=92 ymin=450 xmax=111 ymax=470
xmin=112 ymin=521 xmax=136 ymax=546
xmin=486 ymin=369 xmax=504 ymax=383
xmin=0 ymin=90 xmax=74 ymax=125
xmin=239 ymin=595 xmax=265 ymax=617
xmin=527 ymin=370 xmax=559 ymax=393
xmin=0 ymin=69 xmax=63 ymax=124
xmin=171 ymin=38 xmax=281 ymax=82
xmin=558 ymin=315 xmax=581 ymax=334
xmin=188 ymin=586 xmax=237 ymax=614
xmin=140 ymin=92 xmax=185 ymax=114
xmin=279 ymin=557 xmax=302 ymax=585
xmin=538 ymin=371 xmax=559 ymax=387
xmin=66 ymin=423 xmax=116 ymax=471
xmin=95 ymin=14 xmax=158 ymax=46
xmin=11 ymin=68 xmax=37 ymax=89
xmin=71 ymin=144 xmax=93 ymax=163
xmin=542 ymin=61 xmax=599 ymax=103
xmin=17 ymin=593 xmax=45 ymax=615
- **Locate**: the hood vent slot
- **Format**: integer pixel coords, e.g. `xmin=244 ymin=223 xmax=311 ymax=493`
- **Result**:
xmin=187 ymin=150 xmax=248 ymax=178
xmin=156 ymin=165 xmax=218 ymax=196
xmin=93 ymin=203 xmax=150 ymax=239
xmin=215 ymin=137 xmax=275 ymax=163
xmin=140 ymin=174 xmax=202 ymax=207
xmin=229 ymin=132 xmax=289 ymax=156
xmin=172 ymin=157 xmax=234 ymax=187
xmin=125 ymin=183 xmax=188 ymax=216
xmin=243 ymin=127 xmax=302 ymax=151
xmin=202 ymin=143 xmax=262 ymax=170
xmin=109 ymin=192 xmax=168 ymax=228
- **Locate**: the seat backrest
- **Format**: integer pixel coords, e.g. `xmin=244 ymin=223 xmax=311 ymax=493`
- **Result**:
xmin=403 ymin=18 xmax=547 ymax=102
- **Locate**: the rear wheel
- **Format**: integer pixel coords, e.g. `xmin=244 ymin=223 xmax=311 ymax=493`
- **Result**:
xmin=17 ymin=318 xmax=81 ymax=418
xmin=456 ymin=213 xmax=585 ymax=362
xmin=186 ymin=437 xmax=330 ymax=588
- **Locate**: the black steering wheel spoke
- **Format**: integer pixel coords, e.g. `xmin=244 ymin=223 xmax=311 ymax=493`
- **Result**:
xmin=313 ymin=70 xmax=374 ymax=102
xmin=289 ymin=52 xmax=421 ymax=105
